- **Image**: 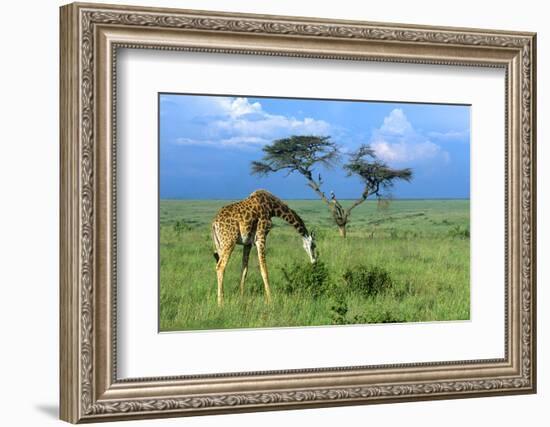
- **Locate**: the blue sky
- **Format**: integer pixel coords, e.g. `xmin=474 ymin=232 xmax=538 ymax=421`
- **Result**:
xmin=159 ymin=94 xmax=470 ymax=200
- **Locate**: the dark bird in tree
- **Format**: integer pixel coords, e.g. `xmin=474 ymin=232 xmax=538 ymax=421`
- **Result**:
xmin=251 ymin=136 xmax=413 ymax=237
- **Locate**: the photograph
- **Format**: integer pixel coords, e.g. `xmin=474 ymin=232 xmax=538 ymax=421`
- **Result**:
xmin=158 ymin=93 xmax=471 ymax=331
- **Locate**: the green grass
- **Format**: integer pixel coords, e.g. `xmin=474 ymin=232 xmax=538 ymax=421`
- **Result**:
xmin=159 ymin=199 xmax=470 ymax=331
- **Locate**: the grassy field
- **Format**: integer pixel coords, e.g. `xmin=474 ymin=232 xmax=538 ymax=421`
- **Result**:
xmin=159 ymin=199 xmax=470 ymax=331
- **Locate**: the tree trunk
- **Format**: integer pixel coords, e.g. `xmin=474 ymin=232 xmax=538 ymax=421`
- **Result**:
xmin=338 ymin=224 xmax=347 ymax=238
xmin=331 ymin=210 xmax=348 ymax=238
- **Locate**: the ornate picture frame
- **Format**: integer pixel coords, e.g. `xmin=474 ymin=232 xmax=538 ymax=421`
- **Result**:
xmin=60 ymin=2 xmax=536 ymax=423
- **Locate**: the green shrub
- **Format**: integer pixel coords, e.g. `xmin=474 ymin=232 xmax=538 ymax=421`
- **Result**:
xmin=329 ymin=296 xmax=406 ymax=325
xmin=329 ymin=292 xmax=349 ymax=325
xmin=389 ymin=229 xmax=399 ymax=239
xmin=448 ymin=225 xmax=470 ymax=239
xmin=342 ymin=265 xmax=394 ymax=297
xmin=280 ymin=261 xmax=331 ymax=298
xmin=173 ymin=219 xmax=192 ymax=235
xmin=356 ymin=309 xmax=406 ymax=324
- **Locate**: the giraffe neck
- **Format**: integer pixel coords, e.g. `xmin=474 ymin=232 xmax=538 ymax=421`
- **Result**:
xmin=271 ymin=202 xmax=309 ymax=237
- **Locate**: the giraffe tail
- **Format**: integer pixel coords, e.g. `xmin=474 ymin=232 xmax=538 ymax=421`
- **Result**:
xmin=211 ymin=222 xmax=221 ymax=263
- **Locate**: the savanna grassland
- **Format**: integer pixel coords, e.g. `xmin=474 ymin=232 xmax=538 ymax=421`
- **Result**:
xmin=159 ymin=199 xmax=470 ymax=331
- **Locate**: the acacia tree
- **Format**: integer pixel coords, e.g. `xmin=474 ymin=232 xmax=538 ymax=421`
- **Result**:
xmin=339 ymin=145 xmax=413 ymax=236
xmin=251 ymin=135 xmax=412 ymax=237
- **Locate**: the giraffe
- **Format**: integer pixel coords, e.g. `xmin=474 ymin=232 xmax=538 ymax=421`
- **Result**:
xmin=211 ymin=189 xmax=317 ymax=306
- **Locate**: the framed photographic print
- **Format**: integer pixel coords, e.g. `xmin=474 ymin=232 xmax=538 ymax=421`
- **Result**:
xmin=59 ymin=2 xmax=537 ymax=423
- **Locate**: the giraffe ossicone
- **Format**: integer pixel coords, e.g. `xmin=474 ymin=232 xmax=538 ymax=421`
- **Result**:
xmin=211 ymin=189 xmax=317 ymax=306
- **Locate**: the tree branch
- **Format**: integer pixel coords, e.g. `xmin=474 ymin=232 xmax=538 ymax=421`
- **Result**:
xmin=345 ymin=189 xmax=369 ymax=216
xmin=305 ymin=176 xmax=331 ymax=207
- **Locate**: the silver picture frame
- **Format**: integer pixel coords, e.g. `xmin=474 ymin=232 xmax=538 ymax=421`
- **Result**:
xmin=60 ymin=2 xmax=536 ymax=422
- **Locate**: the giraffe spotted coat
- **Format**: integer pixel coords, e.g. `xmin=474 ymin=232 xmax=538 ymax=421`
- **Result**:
xmin=211 ymin=189 xmax=316 ymax=306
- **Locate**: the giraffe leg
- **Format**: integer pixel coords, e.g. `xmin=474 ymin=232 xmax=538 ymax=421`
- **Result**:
xmin=216 ymin=244 xmax=235 ymax=307
xmin=240 ymin=244 xmax=252 ymax=297
xmin=255 ymin=237 xmax=272 ymax=304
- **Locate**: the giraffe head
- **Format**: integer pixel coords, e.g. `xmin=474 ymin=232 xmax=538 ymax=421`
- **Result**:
xmin=302 ymin=232 xmax=317 ymax=264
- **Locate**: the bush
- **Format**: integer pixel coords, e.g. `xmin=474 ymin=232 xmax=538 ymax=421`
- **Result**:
xmin=448 ymin=225 xmax=470 ymax=239
xmin=355 ymin=309 xmax=406 ymax=324
xmin=329 ymin=296 xmax=406 ymax=325
xmin=329 ymin=292 xmax=349 ymax=325
xmin=342 ymin=265 xmax=394 ymax=297
xmin=281 ymin=261 xmax=331 ymax=298
xmin=173 ymin=220 xmax=192 ymax=235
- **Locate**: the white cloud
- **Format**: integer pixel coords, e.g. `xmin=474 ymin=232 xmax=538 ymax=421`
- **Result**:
xmin=379 ymin=108 xmax=414 ymax=135
xmin=211 ymin=97 xmax=330 ymax=139
xmin=372 ymin=140 xmax=445 ymax=163
xmin=370 ymin=108 xmax=449 ymax=164
xmin=215 ymin=97 xmax=263 ymax=118
xmin=213 ymin=111 xmax=330 ymax=139
xmin=175 ymin=135 xmax=270 ymax=150
xmin=169 ymin=96 xmax=330 ymax=149
xmin=428 ymin=129 xmax=470 ymax=141
xmin=220 ymin=136 xmax=270 ymax=146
